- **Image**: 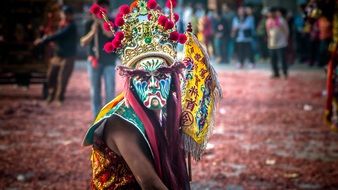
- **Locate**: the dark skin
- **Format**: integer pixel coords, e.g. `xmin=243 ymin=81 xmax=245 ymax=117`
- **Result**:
xmin=103 ymin=115 xmax=168 ymax=190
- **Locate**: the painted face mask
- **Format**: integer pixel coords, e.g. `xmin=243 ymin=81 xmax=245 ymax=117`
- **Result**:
xmin=132 ymin=57 xmax=172 ymax=110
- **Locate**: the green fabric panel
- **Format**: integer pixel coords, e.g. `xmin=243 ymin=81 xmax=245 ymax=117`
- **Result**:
xmin=83 ymin=100 xmax=147 ymax=147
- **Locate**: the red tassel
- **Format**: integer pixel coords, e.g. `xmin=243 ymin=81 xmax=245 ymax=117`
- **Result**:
xmin=125 ymin=88 xmax=163 ymax=179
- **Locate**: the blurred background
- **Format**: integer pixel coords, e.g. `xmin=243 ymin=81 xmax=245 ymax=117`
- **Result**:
xmin=0 ymin=0 xmax=337 ymax=189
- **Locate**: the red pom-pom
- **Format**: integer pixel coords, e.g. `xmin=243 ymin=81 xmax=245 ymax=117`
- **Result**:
xmin=114 ymin=31 xmax=124 ymax=41
xmin=169 ymin=31 xmax=179 ymax=41
xmin=116 ymin=12 xmax=123 ymax=19
xmin=166 ymin=0 xmax=177 ymax=8
xmin=96 ymin=8 xmax=107 ymax=19
xmin=100 ymin=8 xmax=107 ymax=15
xmin=103 ymin=21 xmax=114 ymax=32
xmin=158 ymin=15 xmax=168 ymax=26
xmin=119 ymin=4 xmax=130 ymax=15
xmin=178 ymin=33 xmax=187 ymax=44
xmin=147 ymin=0 xmax=157 ymax=9
xmin=89 ymin=4 xmax=101 ymax=15
xmin=115 ymin=16 xmax=125 ymax=27
xmin=112 ymin=39 xmax=122 ymax=49
xmin=164 ymin=20 xmax=174 ymax=30
xmin=103 ymin=42 xmax=115 ymax=53
xmin=174 ymin=13 xmax=179 ymax=22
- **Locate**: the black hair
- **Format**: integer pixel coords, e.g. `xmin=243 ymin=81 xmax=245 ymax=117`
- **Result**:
xmin=269 ymin=7 xmax=278 ymax=13
xmin=62 ymin=5 xmax=74 ymax=15
xmin=278 ymin=7 xmax=287 ymax=17
xmin=97 ymin=0 xmax=110 ymax=6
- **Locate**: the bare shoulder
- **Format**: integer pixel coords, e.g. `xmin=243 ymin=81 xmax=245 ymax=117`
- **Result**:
xmin=102 ymin=115 xmax=141 ymax=155
xmin=102 ymin=115 xmax=167 ymax=190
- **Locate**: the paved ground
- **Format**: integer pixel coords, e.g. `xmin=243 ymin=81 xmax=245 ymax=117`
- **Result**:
xmin=1 ymin=62 xmax=338 ymax=190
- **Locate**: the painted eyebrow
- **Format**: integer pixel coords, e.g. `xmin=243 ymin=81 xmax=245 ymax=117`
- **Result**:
xmin=116 ymin=66 xmax=150 ymax=77
xmin=116 ymin=62 xmax=185 ymax=77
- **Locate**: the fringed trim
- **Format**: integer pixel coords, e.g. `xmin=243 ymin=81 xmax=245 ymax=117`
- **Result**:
xmin=182 ymin=133 xmax=206 ymax=161
xmin=324 ymin=98 xmax=338 ymax=132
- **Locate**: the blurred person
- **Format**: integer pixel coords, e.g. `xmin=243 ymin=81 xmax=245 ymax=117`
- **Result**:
xmin=256 ymin=7 xmax=269 ymax=60
xmin=284 ymin=9 xmax=296 ymax=65
xmin=190 ymin=8 xmax=199 ymax=35
xmin=195 ymin=3 xmax=205 ymax=18
xmin=34 ymin=5 xmax=77 ymax=105
xmin=317 ymin=15 xmax=332 ymax=67
xmin=294 ymin=4 xmax=307 ymax=63
xmin=80 ymin=0 xmax=117 ymax=118
xmin=231 ymin=6 xmax=255 ymax=68
xmin=266 ymin=7 xmax=289 ymax=78
xmin=245 ymin=6 xmax=257 ymax=64
xmin=183 ymin=3 xmax=193 ymax=28
xmin=198 ymin=10 xmax=213 ymax=56
xmin=213 ymin=11 xmax=228 ymax=63
xmin=308 ymin=19 xmax=320 ymax=66
xmin=82 ymin=1 xmax=221 ymax=189
xmin=222 ymin=3 xmax=236 ymax=63
xmin=176 ymin=4 xmax=186 ymax=52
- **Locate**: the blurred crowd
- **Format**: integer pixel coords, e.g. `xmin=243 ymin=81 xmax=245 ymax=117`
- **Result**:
xmin=31 ymin=0 xmax=335 ymax=116
xmin=175 ymin=2 xmax=333 ymax=72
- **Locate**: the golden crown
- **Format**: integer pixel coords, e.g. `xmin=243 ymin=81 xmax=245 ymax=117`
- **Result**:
xmin=90 ymin=0 xmax=187 ymax=68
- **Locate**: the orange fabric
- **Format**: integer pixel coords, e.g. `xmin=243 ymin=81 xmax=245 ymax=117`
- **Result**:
xmin=94 ymin=93 xmax=124 ymax=123
xmin=318 ymin=17 xmax=332 ymax=40
xmin=130 ymin=0 xmax=139 ymax=11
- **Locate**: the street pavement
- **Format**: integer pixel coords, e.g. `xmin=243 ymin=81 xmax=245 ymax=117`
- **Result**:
xmin=0 ymin=61 xmax=337 ymax=190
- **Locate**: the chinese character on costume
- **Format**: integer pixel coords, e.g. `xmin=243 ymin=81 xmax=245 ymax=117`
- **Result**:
xmin=82 ymin=0 xmax=222 ymax=189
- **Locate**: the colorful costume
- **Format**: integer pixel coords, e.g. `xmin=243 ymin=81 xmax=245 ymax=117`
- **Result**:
xmin=305 ymin=0 xmax=338 ymax=130
xmin=82 ymin=0 xmax=221 ymax=189
xmin=324 ymin=2 xmax=338 ymax=131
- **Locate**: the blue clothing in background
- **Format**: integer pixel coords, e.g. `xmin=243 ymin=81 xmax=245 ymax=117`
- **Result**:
xmin=232 ymin=16 xmax=255 ymax=43
xmin=87 ymin=63 xmax=115 ymax=116
xmin=84 ymin=19 xmax=117 ymax=117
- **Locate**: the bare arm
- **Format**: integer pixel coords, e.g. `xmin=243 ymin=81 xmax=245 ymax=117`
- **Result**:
xmin=80 ymin=22 xmax=98 ymax=47
xmin=104 ymin=116 xmax=168 ymax=190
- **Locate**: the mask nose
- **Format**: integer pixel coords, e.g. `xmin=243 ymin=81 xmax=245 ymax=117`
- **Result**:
xmin=148 ymin=75 xmax=159 ymax=89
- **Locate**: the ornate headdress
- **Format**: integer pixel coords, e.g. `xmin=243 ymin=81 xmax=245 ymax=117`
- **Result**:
xmin=90 ymin=0 xmax=222 ymax=161
xmin=90 ymin=0 xmax=187 ymax=68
